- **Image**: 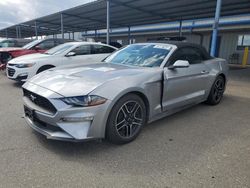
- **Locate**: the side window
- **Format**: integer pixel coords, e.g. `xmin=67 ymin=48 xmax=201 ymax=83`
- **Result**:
xmin=36 ymin=40 xmax=55 ymax=50
xmin=183 ymin=48 xmax=203 ymax=64
xmin=7 ymin=40 xmax=16 ymax=47
xmin=167 ymin=48 xmax=186 ymax=65
xmin=71 ymin=45 xmax=91 ymax=55
xmin=92 ymin=45 xmax=115 ymax=54
xmin=0 ymin=41 xmax=10 ymax=47
xmin=168 ymin=47 xmax=204 ymax=65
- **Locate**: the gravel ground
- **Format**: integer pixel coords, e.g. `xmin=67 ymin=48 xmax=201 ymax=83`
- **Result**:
xmin=0 ymin=68 xmax=249 ymax=188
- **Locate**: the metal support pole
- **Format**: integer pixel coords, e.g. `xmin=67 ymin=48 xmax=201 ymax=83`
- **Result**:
xmin=128 ymin=26 xmax=131 ymax=44
xmin=190 ymin=21 xmax=195 ymax=33
xmin=210 ymin=0 xmax=222 ymax=56
xmin=34 ymin=21 xmax=38 ymax=39
xmin=72 ymin=32 xmax=74 ymax=40
xmin=16 ymin=26 xmax=19 ymax=38
xmin=5 ymin=29 xmax=8 ymax=39
xmin=19 ymin=26 xmax=21 ymax=38
xmin=95 ymin=30 xmax=97 ymax=40
xmin=179 ymin=19 xmax=183 ymax=37
xmin=61 ymin=13 xmax=64 ymax=39
xmin=106 ymin=0 xmax=110 ymax=44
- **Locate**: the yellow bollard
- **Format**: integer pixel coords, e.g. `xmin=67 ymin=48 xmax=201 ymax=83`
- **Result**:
xmin=242 ymin=47 xmax=249 ymax=68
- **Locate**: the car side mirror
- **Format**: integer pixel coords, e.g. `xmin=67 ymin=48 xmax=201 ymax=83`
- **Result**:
xmin=168 ymin=60 xmax=190 ymax=69
xmin=66 ymin=52 xmax=76 ymax=57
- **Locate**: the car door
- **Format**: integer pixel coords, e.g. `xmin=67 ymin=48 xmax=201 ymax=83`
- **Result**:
xmin=91 ymin=44 xmax=116 ymax=61
xmin=162 ymin=47 xmax=211 ymax=111
xmin=66 ymin=44 xmax=92 ymax=64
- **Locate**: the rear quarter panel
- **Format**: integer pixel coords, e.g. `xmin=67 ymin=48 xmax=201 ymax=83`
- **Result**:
xmin=204 ymin=58 xmax=228 ymax=98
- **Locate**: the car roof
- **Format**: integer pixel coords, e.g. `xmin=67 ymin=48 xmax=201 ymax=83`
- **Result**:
xmin=65 ymin=41 xmax=117 ymax=48
xmin=145 ymin=41 xmax=201 ymax=48
xmin=135 ymin=41 xmax=212 ymax=59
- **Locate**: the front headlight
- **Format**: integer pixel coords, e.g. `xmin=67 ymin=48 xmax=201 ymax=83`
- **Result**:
xmin=15 ymin=63 xmax=35 ymax=68
xmin=61 ymin=95 xmax=107 ymax=107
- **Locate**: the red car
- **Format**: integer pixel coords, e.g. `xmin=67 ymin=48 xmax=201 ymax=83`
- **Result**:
xmin=0 ymin=38 xmax=73 ymax=70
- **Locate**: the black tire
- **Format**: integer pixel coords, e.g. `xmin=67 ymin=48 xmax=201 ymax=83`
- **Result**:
xmin=206 ymin=75 xmax=225 ymax=105
xmin=106 ymin=94 xmax=147 ymax=144
xmin=36 ymin=65 xmax=54 ymax=74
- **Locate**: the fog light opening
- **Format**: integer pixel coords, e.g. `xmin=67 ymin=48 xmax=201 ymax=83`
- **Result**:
xmin=60 ymin=116 xmax=93 ymax=122
xmin=18 ymin=73 xmax=28 ymax=77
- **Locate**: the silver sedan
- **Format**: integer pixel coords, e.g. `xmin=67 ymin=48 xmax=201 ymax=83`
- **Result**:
xmin=22 ymin=42 xmax=228 ymax=144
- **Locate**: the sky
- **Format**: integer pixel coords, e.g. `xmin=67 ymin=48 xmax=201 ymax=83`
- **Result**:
xmin=0 ymin=0 xmax=94 ymax=29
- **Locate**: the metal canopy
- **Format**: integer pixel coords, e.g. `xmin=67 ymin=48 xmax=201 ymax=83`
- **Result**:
xmin=0 ymin=0 xmax=250 ymax=38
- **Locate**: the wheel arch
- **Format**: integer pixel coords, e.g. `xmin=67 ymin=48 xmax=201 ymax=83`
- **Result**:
xmin=36 ymin=64 xmax=55 ymax=74
xmin=124 ymin=91 xmax=150 ymax=121
xmin=103 ymin=89 xmax=150 ymax=138
xmin=218 ymin=73 xmax=226 ymax=82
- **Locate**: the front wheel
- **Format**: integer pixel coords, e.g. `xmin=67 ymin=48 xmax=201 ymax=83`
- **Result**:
xmin=206 ymin=75 xmax=225 ymax=105
xmin=106 ymin=94 xmax=147 ymax=144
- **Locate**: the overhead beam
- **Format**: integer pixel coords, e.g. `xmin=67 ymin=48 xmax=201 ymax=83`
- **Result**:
xmin=110 ymin=0 xmax=167 ymax=20
xmin=102 ymin=1 xmax=250 ymax=24
xmin=20 ymin=23 xmax=61 ymax=35
xmin=36 ymin=20 xmax=82 ymax=33
xmin=63 ymin=13 xmax=125 ymax=28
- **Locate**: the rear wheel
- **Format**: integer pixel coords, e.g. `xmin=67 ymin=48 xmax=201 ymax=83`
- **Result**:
xmin=36 ymin=65 xmax=54 ymax=74
xmin=106 ymin=94 xmax=147 ymax=144
xmin=206 ymin=75 xmax=225 ymax=105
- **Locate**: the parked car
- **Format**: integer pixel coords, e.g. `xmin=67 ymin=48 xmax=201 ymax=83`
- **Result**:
xmin=7 ymin=42 xmax=117 ymax=82
xmin=0 ymin=38 xmax=72 ymax=70
xmin=22 ymin=42 xmax=228 ymax=144
xmin=109 ymin=42 xmax=122 ymax=48
xmin=0 ymin=38 xmax=32 ymax=48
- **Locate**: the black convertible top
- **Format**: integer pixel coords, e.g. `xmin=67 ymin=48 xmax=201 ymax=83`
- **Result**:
xmin=148 ymin=41 xmax=212 ymax=60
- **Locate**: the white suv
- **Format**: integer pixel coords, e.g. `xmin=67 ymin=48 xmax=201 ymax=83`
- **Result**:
xmin=6 ymin=42 xmax=117 ymax=82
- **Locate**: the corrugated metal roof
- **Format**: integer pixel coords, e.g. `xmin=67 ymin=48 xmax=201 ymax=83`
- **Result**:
xmin=0 ymin=0 xmax=250 ymax=38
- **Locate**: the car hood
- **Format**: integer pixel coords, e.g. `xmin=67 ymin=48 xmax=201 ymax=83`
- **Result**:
xmin=8 ymin=53 xmax=51 ymax=64
xmin=0 ymin=47 xmax=23 ymax=52
xmin=26 ymin=63 xmax=150 ymax=97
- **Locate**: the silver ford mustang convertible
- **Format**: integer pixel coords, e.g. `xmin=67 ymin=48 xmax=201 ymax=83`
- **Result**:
xmin=22 ymin=42 xmax=228 ymax=144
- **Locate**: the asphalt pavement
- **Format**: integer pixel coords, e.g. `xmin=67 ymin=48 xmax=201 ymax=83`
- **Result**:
xmin=0 ymin=68 xmax=249 ymax=188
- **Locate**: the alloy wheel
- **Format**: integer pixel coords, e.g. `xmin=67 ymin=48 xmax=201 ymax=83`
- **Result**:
xmin=213 ymin=78 xmax=225 ymax=103
xmin=115 ymin=101 xmax=143 ymax=138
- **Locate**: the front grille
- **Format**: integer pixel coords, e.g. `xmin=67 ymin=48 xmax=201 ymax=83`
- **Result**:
xmin=7 ymin=68 xmax=15 ymax=77
xmin=23 ymin=89 xmax=57 ymax=114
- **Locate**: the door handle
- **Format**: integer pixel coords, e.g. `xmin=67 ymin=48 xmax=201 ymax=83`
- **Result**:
xmin=201 ymin=70 xmax=209 ymax=74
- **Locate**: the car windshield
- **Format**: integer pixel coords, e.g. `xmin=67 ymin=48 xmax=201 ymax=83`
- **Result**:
xmin=22 ymin=40 xmax=41 ymax=49
xmin=104 ymin=44 xmax=171 ymax=67
xmin=44 ymin=43 xmax=74 ymax=55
